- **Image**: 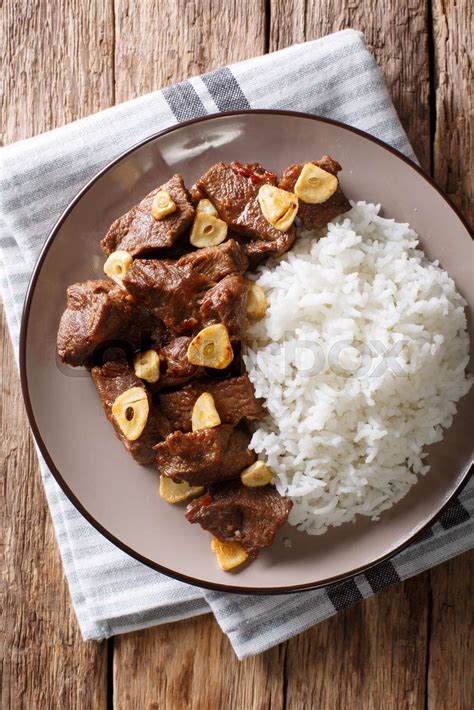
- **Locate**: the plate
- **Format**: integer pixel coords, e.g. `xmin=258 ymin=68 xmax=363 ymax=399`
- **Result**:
xmin=20 ymin=110 xmax=473 ymax=592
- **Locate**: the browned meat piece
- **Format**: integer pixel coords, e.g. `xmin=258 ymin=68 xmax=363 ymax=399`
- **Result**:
xmin=279 ymin=155 xmax=351 ymax=230
xmin=91 ymin=360 xmax=170 ymax=464
xmin=234 ymin=230 xmax=297 ymax=269
xmin=191 ymin=162 xmax=295 ymax=250
xmin=198 ymin=274 xmax=251 ymax=340
xmin=191 ymin=162 xmax=276 ymax=216
xmin=158 ymin=336 xmax=202 ymax=389
xmin=123 ymin=259 xmax=207 ymax=334
xmin=159 ymin=374 xmax=266 ymax=432
xmin=57 ymin=279 xmax=162 ymax=367
xmin=154 ymin=425 xmax=255 ymax=486
xmin=177 ymin=239 xmax=249 ymax=283
xmin=185 ymin=481 xmax=292 ymax=558
xmin=101 ymin=174 xmax=195 ymax=257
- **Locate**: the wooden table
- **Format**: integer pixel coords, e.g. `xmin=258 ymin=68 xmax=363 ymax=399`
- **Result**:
xmin=2 ymin=2 xmax=472 ymax=708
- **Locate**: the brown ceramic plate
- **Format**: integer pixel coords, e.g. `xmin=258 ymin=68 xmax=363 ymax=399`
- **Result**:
xmin=20 ymin=110 xmax=473 ymax=593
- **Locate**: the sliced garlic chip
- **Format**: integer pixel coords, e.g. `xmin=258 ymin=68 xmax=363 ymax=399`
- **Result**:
xmin=192 ymin=392 xmax=221 ymax=431
xmin=190 ymin=213 xmax=228 ymax=248
xmin=196 ymin=198 xmax=219 ymax=217
xmin=258 ymin=185 xmax=298 ymax=232
xmin=241 ymin=460 xmax=274 ymax=487
xmin=294 ymin=163 xmax=338 ymax=204
xmin=211 ymin=538 xmax=249 ymax=571
xmin=159 ymin=476 xmax=204 ymax=504
xmin=111 ymin=386 xmax=149 ymax=441
xmin=151 ymin=190 xmax=177 ymax=220
xmin=133 ymin=350 xmax=160 ymax=384
xmin=103 ymin=250 xmax=133 ymax=288
xmin=246 ymin=283 xmax=268 ymax=320
xmin=187 ymin=323 xmax=233 ymax=369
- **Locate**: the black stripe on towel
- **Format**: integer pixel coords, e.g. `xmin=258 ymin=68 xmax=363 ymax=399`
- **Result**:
xmin=414 ymin=528 xmax=434 ymax=542
xmin=327 ymin=579 xmax=363 ymax=611
xmin=202 ymin=67 xmax=251 ymax=111
xmin=438 ymin=499 xmax=470 ymax=530
xmin=163 ymin=81 xmax=207 ymax=122
xmin=365 ymin=560 xmax=400 ymax=592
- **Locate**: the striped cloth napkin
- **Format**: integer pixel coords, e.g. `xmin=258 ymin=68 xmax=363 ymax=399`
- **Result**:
xmin=1 ymin=29 xmax=472 ymax=660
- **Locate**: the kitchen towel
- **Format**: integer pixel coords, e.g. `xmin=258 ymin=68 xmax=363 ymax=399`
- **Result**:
xmin=1 ymin=29 xmax=472 ymax=660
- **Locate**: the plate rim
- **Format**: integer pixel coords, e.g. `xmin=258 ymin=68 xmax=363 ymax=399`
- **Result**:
xmin=19 ymin=109 xmax=474 ymax=594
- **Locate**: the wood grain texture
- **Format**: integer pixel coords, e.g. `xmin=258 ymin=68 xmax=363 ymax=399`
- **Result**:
xmin=1 ymin=0 xmax=115 ymax=142
xmin=1 ymin=309 xmax=108 ymax=710
xmin=1 ymin=0 xmax=472 ymax=708
xmin=1 ymin=2 xmax=112 ymax=708
xmin=270 ymin=0 xmax=432 ymax=171
xmin=113 ymin=0 xmax=266 ymax=102
xmin=432 ymin=0 xmax=473 ymax=225
xmin=428 ymin=553 xmax=474 ymax=710
xmin=113 ymin=615 xmax=285 ymax=710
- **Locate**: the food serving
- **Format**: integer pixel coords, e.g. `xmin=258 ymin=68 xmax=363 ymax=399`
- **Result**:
xmin=56 ymin=156 xmax=471 ymax=572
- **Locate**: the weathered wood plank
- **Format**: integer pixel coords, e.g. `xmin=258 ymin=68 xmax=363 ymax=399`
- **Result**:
xmin=1 ymin=310 xmax=109 ymax=710
xmin=428 ymin=6 xmax=473 ymax=707
xmin=114 ymin=615 xmax=285 ymax=710
xmin=270 ymin=0 xmax=432 ymax=171
xmin=432 ymin=0 xmax=473 ymax=225
xmin=1 ymin=0 xmax=116 ymax=142
xmin=1 ymin=1 xmax=113 ymax=707
xmin=113 ymin=0 xmax=267 ymax=102
xmin=428 ymin=553 xmax=473 ymax=710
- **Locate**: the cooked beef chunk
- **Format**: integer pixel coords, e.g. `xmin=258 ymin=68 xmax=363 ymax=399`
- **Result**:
xmin=123 ymin=259 xmax=206 ymax=333
xmin=158 ymin=336 xmax=202 ymax=389
xmin=185 ymin=481 xmax=292 ymax=558
xmin=191 ymin=162 xmax=276 ymax=219
xmin=191 ymin=162 xmax=295 ymax=249
xmin=154 ymin=425 xmax=255 ymax=486
xmin=101 ymin=174 xmax=195 ymax=257
xmin=279 ymin=155 xmax=351 ymax=230
xmin=159 ymin=374 xmax=266 ymax=432
xmin=234 ymin=230 xmax=297 ymax=268
xmin=177 ymin=239 xmax=249 ymax=283
xmin=91 ymin=360 xmax=170 ymax=464
xmin=198 ymin=274 xmax=251 ymax=340
xmin=57 ymin=279 xmax=162 ymax=367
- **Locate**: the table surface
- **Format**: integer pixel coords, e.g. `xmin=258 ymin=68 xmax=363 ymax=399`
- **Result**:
xmin=2 ymin=1 xmax=473 ymax=708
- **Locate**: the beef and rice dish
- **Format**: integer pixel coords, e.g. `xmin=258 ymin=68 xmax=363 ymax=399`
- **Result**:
xmin=57 ymin=155 xmax=471 ymax=569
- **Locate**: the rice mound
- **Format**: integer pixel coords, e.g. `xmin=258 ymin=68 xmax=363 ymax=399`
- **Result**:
xmin=244 ymin=202 xmax=472 ymax=535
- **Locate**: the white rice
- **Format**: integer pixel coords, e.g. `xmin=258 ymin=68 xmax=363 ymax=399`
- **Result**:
xmin=244 ymin=202 xmax=472 ymax=535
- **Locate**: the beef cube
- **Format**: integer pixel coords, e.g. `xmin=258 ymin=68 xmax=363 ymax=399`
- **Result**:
xmin=185 ymin=481 xmax=292 ymax=558
xmin=177 ymin=239 xmax=249 ymax=283
xmin=279 ymin=155 xmax=351 ymax=230
xmin=191 ymin=162 xmax=276 ymax=221
xmin=57 ymin=279 xmax=162 ymax=367
xmin=234 ymin=230 xmax=296 ymax=269
xmin=123 ymin=259 xmax=206 ymax=334
xmin=198 ymin=274 xmax=251 ymax=340
xmin=159 ymin=374 xmax=266 ymax=432
xmin=101 ymin=174 xmax=195 ymax=257
xmin=91 ymin=360 xmax=170 ymax=464
xmin=191 ymin=162 xmax=293 ymax=246
xmin=154 ymin=425 xmax=255 ymax=486
xmin=157 ymin=336 xmax=203 ymax=389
